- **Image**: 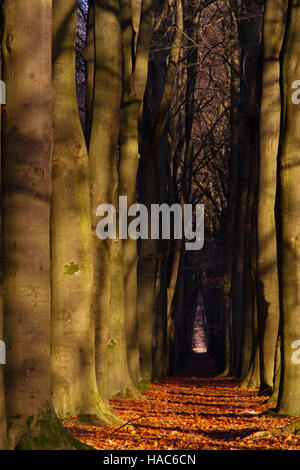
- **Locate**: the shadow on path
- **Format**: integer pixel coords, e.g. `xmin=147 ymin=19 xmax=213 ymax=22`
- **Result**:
xmin=65 ymin=352 xmax=300 ymax=450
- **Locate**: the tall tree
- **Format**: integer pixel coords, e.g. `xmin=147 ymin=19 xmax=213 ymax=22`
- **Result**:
xmin=277 ymin=0 xmax=300 ymax=416
xmin=222 ymin=1 xmax=240 ymax=375
xmin=230 ymin=0 xmax=262 ymax=377
xmin=0 ymin=10 xmax=7 ymax=448
xmin=1 ymin=0 xmax=86 ymax=448
xmin=51 ymin=0 xmax=113 ymax=421
xmin=119 ymin=0 xmax=154 ymax=383
xmin=89 ymin=0 xmax=136 ymax=400
xmin=0 ymin=219 xmax=6 ymax=449
xmin=256 ymin=0 xmax=287 ymax=394
xmin=138 ymin=0 xmax=183 ymax=379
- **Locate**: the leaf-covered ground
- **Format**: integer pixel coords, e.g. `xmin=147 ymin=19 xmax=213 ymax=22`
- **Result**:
xmin=64 ymin=354 xmax=300 ymax=450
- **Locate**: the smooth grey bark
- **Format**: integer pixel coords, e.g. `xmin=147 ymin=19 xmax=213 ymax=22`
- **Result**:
xmin=119 ymin=0 xmax=154 ymax=384
xmin=277 ymin=0 xmax=300 ymax=417
xmin=1 ymin=0 xmax=88 ymax=449
xmin=0 ymin=29 xmax=7 ymax=450
xmin=51 ymin=0 xmax=111 ymax=420
xmin=257 ymin=0 xmax=287 ymax=394
xmin=88 ymin=0 xmax=136 ymax=402
xmin=1 ymin=0 xmax=54 ymax=447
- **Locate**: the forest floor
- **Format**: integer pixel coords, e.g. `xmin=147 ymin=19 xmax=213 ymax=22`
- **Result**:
xmin=64 ymin=353 xmax=300 ymax=450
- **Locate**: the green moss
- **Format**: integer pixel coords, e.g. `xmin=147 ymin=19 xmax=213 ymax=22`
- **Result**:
xmin=113 ymin=385 xmax=145 ymax=399
xmin=108 ymin=338 xmax=117 ymax=349
xmin=136 ymin=379 xmax=150 ymax=391
xmin=7 ymin=413 xmax=22 ymax=434
xmin=64 ymin=261 xmax=79 ymax=276
xmin=26 ymin=415 xmax=34 ymax=428
xmin=125 ymin=387 xmax=134 ymax=398
xmin=259 ymin=408 xmax=288 ymax=418
xmin=15 ymin=407 xmax=94 ymax=450
xmin=78 ymin=414 xmax=107 ymax=426
xmin=113 ymin=387 xmax=134 ymax=399
xmin=282 ymin=420 xmax=300 ymax=434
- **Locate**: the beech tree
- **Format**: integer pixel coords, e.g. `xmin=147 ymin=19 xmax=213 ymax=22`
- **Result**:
xmin=2 ymin=0 xmax=300 ymax=451
xmin=118 ymin=0 xmax=154 ymax=384
xmin=51 ymin=0 xmax=112 ymax=421
xmin=0 ymin=5 xmax=6 ymax=448
xmin=1 ymin=0 xmax=55 ymax=447
xmin=256 ymin=0 xmax=287 ymax=395
xmin=277 ymin=0 xmax=300 ymax=417
xmin=138 ymin=0 xmax=183 ymax=379
xmin=1 ymin=0 xmax=86 ymax=448
xmin=88 ymin=0 xmax=143 ymax=398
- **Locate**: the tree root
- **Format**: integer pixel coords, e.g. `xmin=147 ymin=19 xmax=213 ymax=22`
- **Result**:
xmin=243 ymin=419 xmax=300 ymax=441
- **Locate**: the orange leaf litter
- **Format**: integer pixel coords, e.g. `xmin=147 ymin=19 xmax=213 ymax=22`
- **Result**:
xmin=64 ymin=354 xmax=300 ymax=450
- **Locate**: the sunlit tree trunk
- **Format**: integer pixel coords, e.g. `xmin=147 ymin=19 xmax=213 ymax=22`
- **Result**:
xmin=1 ymin=0 xmax=85 ymax=448
xmin=0 ymin=36 xmax=7 ymax=450
xmin=106 ymin=235 xmax=137 ymax=398
xmin=277 ymin=0 xmax=300 ymax=416
xmin=270 ymin=334 xmax=281 ymax=403
xmin=88 ymin=0 xmax=135 ymax=402
xmin=1 ymin=0 xmax=54 ymax=448
xmin=256 ymin=0 xmax=287 ymax=395
xmin=51 ymin=0 xmax=110 ymax=420
xmin=119 ymin=0 xmax=153 ymax=383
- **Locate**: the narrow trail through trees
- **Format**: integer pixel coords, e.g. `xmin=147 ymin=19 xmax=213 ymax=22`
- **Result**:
xmin=64 ymin=354 xmax=300 ymax=450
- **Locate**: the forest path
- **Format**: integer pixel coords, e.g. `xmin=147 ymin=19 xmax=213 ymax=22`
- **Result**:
xmin=65 ymin=354 xmax=300 ymax=450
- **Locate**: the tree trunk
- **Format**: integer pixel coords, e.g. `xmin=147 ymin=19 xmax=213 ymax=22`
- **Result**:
xmin=222 ymin=6 xmax=240 ymax=375
xmin=119 ymin=0 xmax=153 ymax=383
xmin=51 ymin=0 xmax=110 ymax=420
xmin=1 ymin=0 xmax=86 ymax=448
xmin=137 ymin=0 xmax=183 ymax=380
xmin=231 ymin=0 xmax=262 ymax=377
xmin=0 ymin=276 xmax=5 ymax=449
xmin=0 ymin=27 xmax=7 ymax=450
xmin=277 ymin=0 xmax=300 ymax=416
xmin=256 ymin=0 xmax=287 ymax=394
xmin=88 ymin=0 xmax=135 ymax=402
